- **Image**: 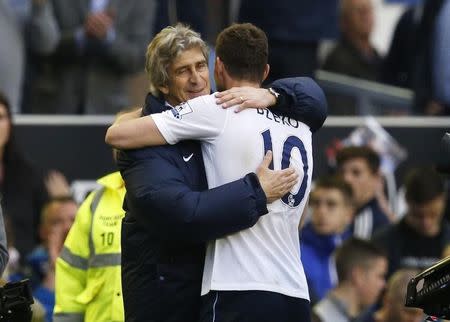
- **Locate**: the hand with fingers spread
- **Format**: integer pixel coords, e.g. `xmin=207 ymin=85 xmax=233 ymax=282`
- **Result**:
xmin=256 ymin=151 xmax=299 ymax=203
xmin=215 ymin=87 xmax=277 ymax=113
xmin=45 ymin=170 xmax=71 ymax=198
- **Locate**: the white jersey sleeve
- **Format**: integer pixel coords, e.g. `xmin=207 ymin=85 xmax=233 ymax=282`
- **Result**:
xmin=152 ymin=94 xmax=227 ymax=144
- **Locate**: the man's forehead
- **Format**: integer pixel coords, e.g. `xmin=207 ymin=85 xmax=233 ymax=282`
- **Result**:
xmin=171 ymin=47 xmax=207 ymax=69
xmin=313 ymin=187 xmax=344 ymax=198
xmin=342 ymin=157 xmax=370 ymax=170
xmin=49 ymin=202 xmax=77 ymax=216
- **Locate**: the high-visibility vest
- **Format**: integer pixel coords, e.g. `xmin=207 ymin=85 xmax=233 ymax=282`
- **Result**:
xmin=54 ymin=172 xmax=126 ymax=322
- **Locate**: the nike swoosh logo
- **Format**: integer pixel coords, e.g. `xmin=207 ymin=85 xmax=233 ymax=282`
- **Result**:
xmin=183 ymin=153 xmax=194 ymax=162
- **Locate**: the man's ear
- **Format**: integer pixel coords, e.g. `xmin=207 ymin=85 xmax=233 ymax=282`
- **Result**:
xmin=158 ymin=85 xmax=169 ymax=96
xmin=262 ymin=64 xmax=270 ymax=82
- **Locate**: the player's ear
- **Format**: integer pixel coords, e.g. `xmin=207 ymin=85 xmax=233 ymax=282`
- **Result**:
xmin=262 ymin=64 xmax=270 ymax=82
xmin=215 ymin=57 xmax=224 ymax=75
xmin=215 ymin=57 xmax=225 ymax=84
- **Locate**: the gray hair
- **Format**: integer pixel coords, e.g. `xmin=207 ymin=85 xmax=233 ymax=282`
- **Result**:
xmin=145 ymin=23 xmax=209 ymax=96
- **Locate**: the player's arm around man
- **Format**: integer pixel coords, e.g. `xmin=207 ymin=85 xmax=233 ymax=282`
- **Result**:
xmin=106 ymin=77 xmax=327 ymax=150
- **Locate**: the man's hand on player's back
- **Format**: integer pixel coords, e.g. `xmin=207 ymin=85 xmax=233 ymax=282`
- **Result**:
xmin=256 ymin=151 xmax=298 ymax=203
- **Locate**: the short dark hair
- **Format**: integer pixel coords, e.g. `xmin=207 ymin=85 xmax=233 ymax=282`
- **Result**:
xmin=215 ymin=23 xmax=268 ymax=83
xmin=336 ymin=146 xmax=380 ymax=174
xmin=335 ymin=238 xmax=386 ymax=282
xmin=405 ymin=166 xmax=445 ymax=204
xmin=314 ymin=175 xmax=354 ymax=205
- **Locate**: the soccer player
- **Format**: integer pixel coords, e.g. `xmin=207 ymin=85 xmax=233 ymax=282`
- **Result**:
xmin=114 ymin=24 xmax=306 ymax=322
xmin=336 ymin=146 xmax=391 ymax=239
xmin=107 ymin=23 xmax=327 ymax=321
xmin=301 ymin=175 xmax=354 ymax=303
xmin=109 ymin=24 xmax=321 ymax=322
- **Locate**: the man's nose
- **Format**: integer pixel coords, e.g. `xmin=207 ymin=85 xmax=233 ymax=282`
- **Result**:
xmin=314 ymin=204 xmax=327 ymax=216
xmin=190 ymin=69 xmax=201 ymax=83
xmin=342 ymin=172 xmax=353 ymax=183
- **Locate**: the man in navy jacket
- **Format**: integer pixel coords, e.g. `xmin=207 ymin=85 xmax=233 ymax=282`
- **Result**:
xmin=110 ymin=24 xmax=327 ymax=322
xmin=117 ymin=96 xmax=273 ymax=322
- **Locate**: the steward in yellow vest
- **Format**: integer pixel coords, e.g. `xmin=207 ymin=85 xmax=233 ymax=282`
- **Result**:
xmin=54 ymin=172 xmax=126 ymax=322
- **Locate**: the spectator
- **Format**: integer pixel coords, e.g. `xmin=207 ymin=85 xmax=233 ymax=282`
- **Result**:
xmin=336 ymin=146 xmax=391 ymax=239
xmin=0 ymin=92 xmax=70 ymax=271
xmin=0 ymin=0 xmax=59 ymax=113
xmin=0 ymin=92 xmax=48 ymax=259
xmin=322 ymin=0 xmax=381 ymax=81
xmin=238 ymin=0 xmax=339 ymax=80
xmin=373 ymin=269 xmax=424 ymax=322
xmin=301 ymin=175 xmax=354 ymax=303
xmin=27 ymin=197 xmax=77 ymax=322
xmin=372 ymin=166 xmax=449 ymax=277
xmin=312 ymin=238 xmax=387 ymax=322
xmin=29 ymin=0 xmax=156 ymax=114
xmin=381 ymin=0 xmax=448 ymax=115
xmin=54 ymin=172 xmax=125 ymax=322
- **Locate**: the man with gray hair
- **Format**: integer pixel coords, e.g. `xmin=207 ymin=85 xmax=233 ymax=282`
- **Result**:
xmin=109 ymin=24 xmax=308 ymax=322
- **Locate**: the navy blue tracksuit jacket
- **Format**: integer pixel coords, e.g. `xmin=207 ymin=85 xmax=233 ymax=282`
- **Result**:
xmin=118 ymin=77 xmax=328 ymax=322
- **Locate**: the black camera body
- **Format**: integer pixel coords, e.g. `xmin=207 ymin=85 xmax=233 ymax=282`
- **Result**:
xmin=406 ymin=256 xmax=450 ymax=318
xmin=405 ymin=133 xmax=450 ymax=318
xmin=0 ymin=280 xmax=34 ymax=322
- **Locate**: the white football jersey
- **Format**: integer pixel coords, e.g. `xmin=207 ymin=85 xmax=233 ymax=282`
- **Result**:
xmin=152 ymin=93 xmax=312 ymax=300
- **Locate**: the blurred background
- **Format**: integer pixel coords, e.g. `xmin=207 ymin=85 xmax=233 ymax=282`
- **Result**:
xmin=4 ymin=0 xmax=447 ymax=194
xmin=0 ymin=0 xmax=449 ymax=321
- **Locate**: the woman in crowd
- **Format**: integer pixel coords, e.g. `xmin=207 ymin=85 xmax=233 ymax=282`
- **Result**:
xmin=0 ymin=91 xmax=70 ymax=265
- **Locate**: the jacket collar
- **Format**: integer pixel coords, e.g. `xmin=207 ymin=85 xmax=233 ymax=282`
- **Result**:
xmin=97 ymin=171 xmax=124 ymax=191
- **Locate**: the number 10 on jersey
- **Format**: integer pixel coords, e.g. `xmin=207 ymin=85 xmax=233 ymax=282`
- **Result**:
xmin=261 ymin=129 xmax=309 ymax=208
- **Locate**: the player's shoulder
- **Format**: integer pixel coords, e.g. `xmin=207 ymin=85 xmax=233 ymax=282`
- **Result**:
xmin=271 ymin=77 xmax=328 ymax=132
xmin=169 ymin=94 xmax=217 ymax=118
xmin=182 ymin=93 xmax=224 ymax=118
xmin=187 ymin=93 xmax=217 ymax=108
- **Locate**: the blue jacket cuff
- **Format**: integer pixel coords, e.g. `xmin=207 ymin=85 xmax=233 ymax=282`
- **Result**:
xmin=244 ymin=173 xmax=268 ymax=217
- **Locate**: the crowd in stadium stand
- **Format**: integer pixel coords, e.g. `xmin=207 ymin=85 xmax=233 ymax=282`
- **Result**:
xmin=1 ymin=0 xmax=449 ymax=116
